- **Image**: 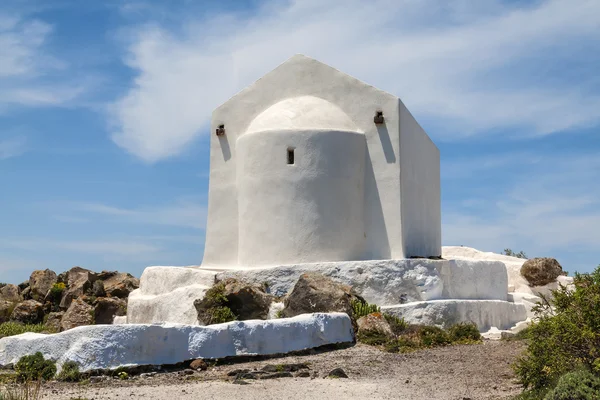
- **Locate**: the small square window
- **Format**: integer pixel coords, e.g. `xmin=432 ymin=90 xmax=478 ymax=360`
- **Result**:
xmin=287 ymin=148 xmax=295 ymax=165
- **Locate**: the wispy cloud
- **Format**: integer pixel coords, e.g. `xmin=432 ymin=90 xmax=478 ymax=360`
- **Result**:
xmin=0 ymin=136 xmax=27 ymax=159
xmin=3 ymin=238 xmax=161 ymax=256
xmin=0 ymin=10 xmax=88 ymax=111
xmin=110 ymin=0 xmax=600 ymax=162
xmin=50 ymin=198 xmax=208 ymax=230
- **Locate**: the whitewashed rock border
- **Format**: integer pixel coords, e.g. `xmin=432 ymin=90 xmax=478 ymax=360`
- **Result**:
xmin=0 ymin=313 xmax=354 ymax=372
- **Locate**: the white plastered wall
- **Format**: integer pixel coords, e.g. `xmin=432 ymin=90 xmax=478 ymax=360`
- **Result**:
xmin=399 ymin=100 xmax=442 ymax=257
xmin=202 ymin=54 xmax=441 ymax=267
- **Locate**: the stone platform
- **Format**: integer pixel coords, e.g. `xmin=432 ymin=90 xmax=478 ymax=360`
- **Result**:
xmin=127 ymin=258 xmax=528 ymax=332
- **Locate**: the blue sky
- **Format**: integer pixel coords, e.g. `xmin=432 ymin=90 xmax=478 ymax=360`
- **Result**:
xmin=1 ymin=0 xmax=599 ymax=284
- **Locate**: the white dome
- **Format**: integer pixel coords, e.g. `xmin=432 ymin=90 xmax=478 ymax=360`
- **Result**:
xmin=245 ymin=96 xmax=361 ymax=134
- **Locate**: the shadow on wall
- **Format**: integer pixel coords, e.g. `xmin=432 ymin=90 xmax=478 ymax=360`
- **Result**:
xmin=376 ymin=123 xmax=396 ymax=164
xmin=363 ymin=148 xmax=391 ymax=260
xmin=219 ymin=135 xmax=231 ymax=161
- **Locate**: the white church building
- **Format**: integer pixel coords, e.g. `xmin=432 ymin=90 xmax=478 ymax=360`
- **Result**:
xmin=126 ymin=55 xmax=533 ymax=334
xmin=203 ymin=54 xmax=441 ymax=268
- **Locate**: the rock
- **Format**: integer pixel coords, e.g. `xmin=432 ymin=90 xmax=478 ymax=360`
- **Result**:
xmin=17 ymin=281 xmax=29 ymax=291
xmin=261 ymin=363 xmax=309 ymax=373
xmin=0 ymin=284 xmax=22 ymax=303
xmin=521 ymin=258 xmax=564 ymax=287
xmin=195 ymin=278 xmax=271 ymax=324
xmin=327 ymin=368 xmax=348 ymax=378
xmin=60 ymin=297 xmax=94 ymax=331
xmin=281 ymin=273 xmax=357 ymax=318
xmin=45 ymin=312 xmax=65 ymax=332
xmin=94 ymin=297 xmax=127 ymax=325
xmin=227 ymin=369 xmax=250 ymax=377
xmin=57 ymin=271 xmax=68 ymax=284
xmin=60 ymin=267 xmax=98 ymax=309
xmin=189 ymin=359 xmax=208 ymax=371
xmin=10 ymin=300 xmax=44 ymax=324
xmin=500 ymin=331 xmax=516 ymax=340
xmin=260 ymin=372 xmax=293 ymax=379
xmin=296 ymin=371 xmax=310 ymax=378
xmin=357 ymin=312 xmax=394 ymax=338
xmin=29 ymin=269 xmax=57 ymax=301
xmin=103 ymin=273 xmax=140 ymax=299
xmin=0 ymin=300 xmax=15 ymax=324
xmin=21 ymin=287 xmax=31 ymax=300
xmin=89 ymin=376 xmax=110 ymax=384
xmin=91 ymin=280 xmax=106 ymax=297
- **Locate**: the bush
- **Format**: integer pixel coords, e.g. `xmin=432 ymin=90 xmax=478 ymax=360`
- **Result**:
xmin=198 ymin=283 xmax=237 ymax=325
xmin=47 ymin=283 xmax=66 ymax=310
xmin=351 ymin=300 xmax=380 ymax=319
xmin=0 ymin=380 xmax=42 ymax=400
xmin=0 ymin=322 xmax=48 ymax=337
xmin=514 ymin=266 xmax=600 ymax=393
xmin=418 ymin=325 xmax=452 ymax=347
xmin=448 ymin=322 xmax=482 ymax=343
xmin=503 ymin=249 xmax=528 ymax=259
xmin=57 ymin=361 xmax=81 ymax=382
xmin=14 ymin=352 xmax=56 ymax=382
xmin=544 ymin=370 xmax=600 ymax=400
xmin=356 ymin=329 xmax=389 ymax=346
xmin=383 ymin=313 xmax=407 ymax=335
xmin=384 ymin=336 xmax=421 ymax=353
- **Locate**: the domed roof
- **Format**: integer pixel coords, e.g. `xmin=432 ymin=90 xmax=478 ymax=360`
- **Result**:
xmin=245 ymin=96 xmax=361 ymax=134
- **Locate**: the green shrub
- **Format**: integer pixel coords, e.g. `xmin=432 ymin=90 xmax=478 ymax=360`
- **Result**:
xmin=503 ymin=249 xmax=528 ymax=259
xmin=14 ymin=352 xmax=56 ymax=382
xmin=351 ymin=299 xmax=380 ymax=319
xmin=384 ymin=336 xmax=420 ymax=353
xmin=356 ymin=329 xmax=389 ymax=346
xmin=544 ymin=370 xmax=600 ymax=400
xmin=418 ymin=326 xmax=451 ymax=347
xmin=197 ymin=283 xmax=237 ymax=325
xmin=383 ymin=313 xmax=407 ymax=335
xmin=514 ymin=266 xmax=600 ymax=393
xmin=0 ymin=379 xmax=43 ymax=400
xmin=0 ymin=322 xmax=48 ymax=337
xmin=448 ymin=322 xmax=482 ymax=343
xmin=208 ymin=306 xmax=237 ymax=324
xmin=57 ymin=361 xmax=82 ymax=382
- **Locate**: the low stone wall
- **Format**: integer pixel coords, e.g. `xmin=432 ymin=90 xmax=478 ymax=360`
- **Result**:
xmin=0 ymin=313 xmax=354 ymax=372
xmin=383 ymin=300 xmax=527 ymax=331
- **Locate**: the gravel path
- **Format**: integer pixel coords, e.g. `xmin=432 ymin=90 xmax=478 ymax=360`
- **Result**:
xmin=41 ymin=341 xmax=525 ymax=400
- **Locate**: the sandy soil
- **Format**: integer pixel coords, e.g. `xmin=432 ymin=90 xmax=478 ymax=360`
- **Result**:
xmin=36 ymin=340 xmax=526 ymax=400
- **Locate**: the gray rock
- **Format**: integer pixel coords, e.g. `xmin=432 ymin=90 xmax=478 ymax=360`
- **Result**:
xmin=60 ymin=267 xmax=98 ymax=309
xmin=60 ymin=297 xmax=94 ymax=331
xmin=29 ymin=269 xmax=57 ymax=301
xmin=103 ymin=273 xmax=140 ymax=299
xmin=45 ymin=312 xmax=65 ymax=333
xmin=0 ymin=284 xmax=21 ymax=303
xmin=282 ymin=273 xmax=358 ymax=318
xmin=0 ymin=300 xmax=15 ymax=324
xmin=10 ymin=300 xmax=44 ymax=324
xmin=521 ymin=258 xmax=563 ymax=287
xmin=94 ymin=297 xmax=127 ymax=325
xmin=326 ymin=368 xmax=348 ymax=378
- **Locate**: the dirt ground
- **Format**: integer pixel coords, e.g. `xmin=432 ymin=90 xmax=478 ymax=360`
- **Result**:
xmin=33 ymin=340 xmax=526 ymax=400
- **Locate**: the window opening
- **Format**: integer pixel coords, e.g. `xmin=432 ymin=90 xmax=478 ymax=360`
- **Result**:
xmin=287 ymin=148 xmax=295 ymax=165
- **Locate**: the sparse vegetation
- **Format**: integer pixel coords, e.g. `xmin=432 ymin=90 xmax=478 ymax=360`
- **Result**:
xmin=0 ymin=322 xmax=50 ymax=338
xmin=514 ymin=266 xmax=600 ymax=399
xmin=503 ymin=249 xmax=528 ymax=259
xmin=448 ymin=322 xmax=482 ymax=343
xmin=48 ymin=283 xmax=66 ymax=308
xmin=195 ymin=283 xmax=237 ymax=325
xmin=14 ymin=353 xmax=56 ymax=382
xmin=0 ymin=379 xmax=42 ymax=400
xmin=383 ymin=313 xmax=408 ymax=335
xmin=351 ymin=299 xmax=380 ymax=319
xmin=57 ymin=361 xmax=82 ymax=382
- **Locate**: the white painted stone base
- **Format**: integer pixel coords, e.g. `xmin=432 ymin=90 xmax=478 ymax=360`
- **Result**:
xmin=127 ymin=258 xmax=510 ymax=325
xmin=382 ymin=299 xmax=528 ymax=331
xmin=0 ymin=313 xmax=353 ymax=372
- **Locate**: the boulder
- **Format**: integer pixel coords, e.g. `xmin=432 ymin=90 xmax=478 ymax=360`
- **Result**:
xmin=21 ymin=287 xmax=31 ymax=300
xmin=521 ymin=258 xmax=564 ymax=287
xmin=0 ymin=300 xmax=15 ymax=324
xmin=281 ymin=273 xmax=358 ymax=318
xmin=195 ymin=279 xmax=271 ymax=324
xmin=29 ymin=269 xmax=57 ymax=301
xmin=0 ymin=284 xmax=22 ymax=303
xmin=45 ymin=312 xmax=65 ymax=332
xmin=91 ymin=280 xmax=106 ymax=297
xmin=356 ymin=312 xmax=394 ymax=338
xmin=18 ymin=281 xmax=29 ymax=291
xmin=190 ymin=359 xmax=208 ymax=371
xmin=60 ymin=267 xmax=98 ymax=309
xmin=10 ymin=300 xmax=44 ymax=324
xmin=61 ymin=298 xmax=94 ymax=331
xmin=102 ymin=273 xmax=140 ymax=298
xmin=94 ymin=297 xmax=127 ymax=325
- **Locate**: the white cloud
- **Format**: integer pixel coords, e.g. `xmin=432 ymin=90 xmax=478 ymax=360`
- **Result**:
xmin=0 ymin=136 xmax=27 ymax=159
xmin=0 ymin=11 xmax=86 ymax=110
xmin=111 ymin=0 xmax=600 ymax=162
